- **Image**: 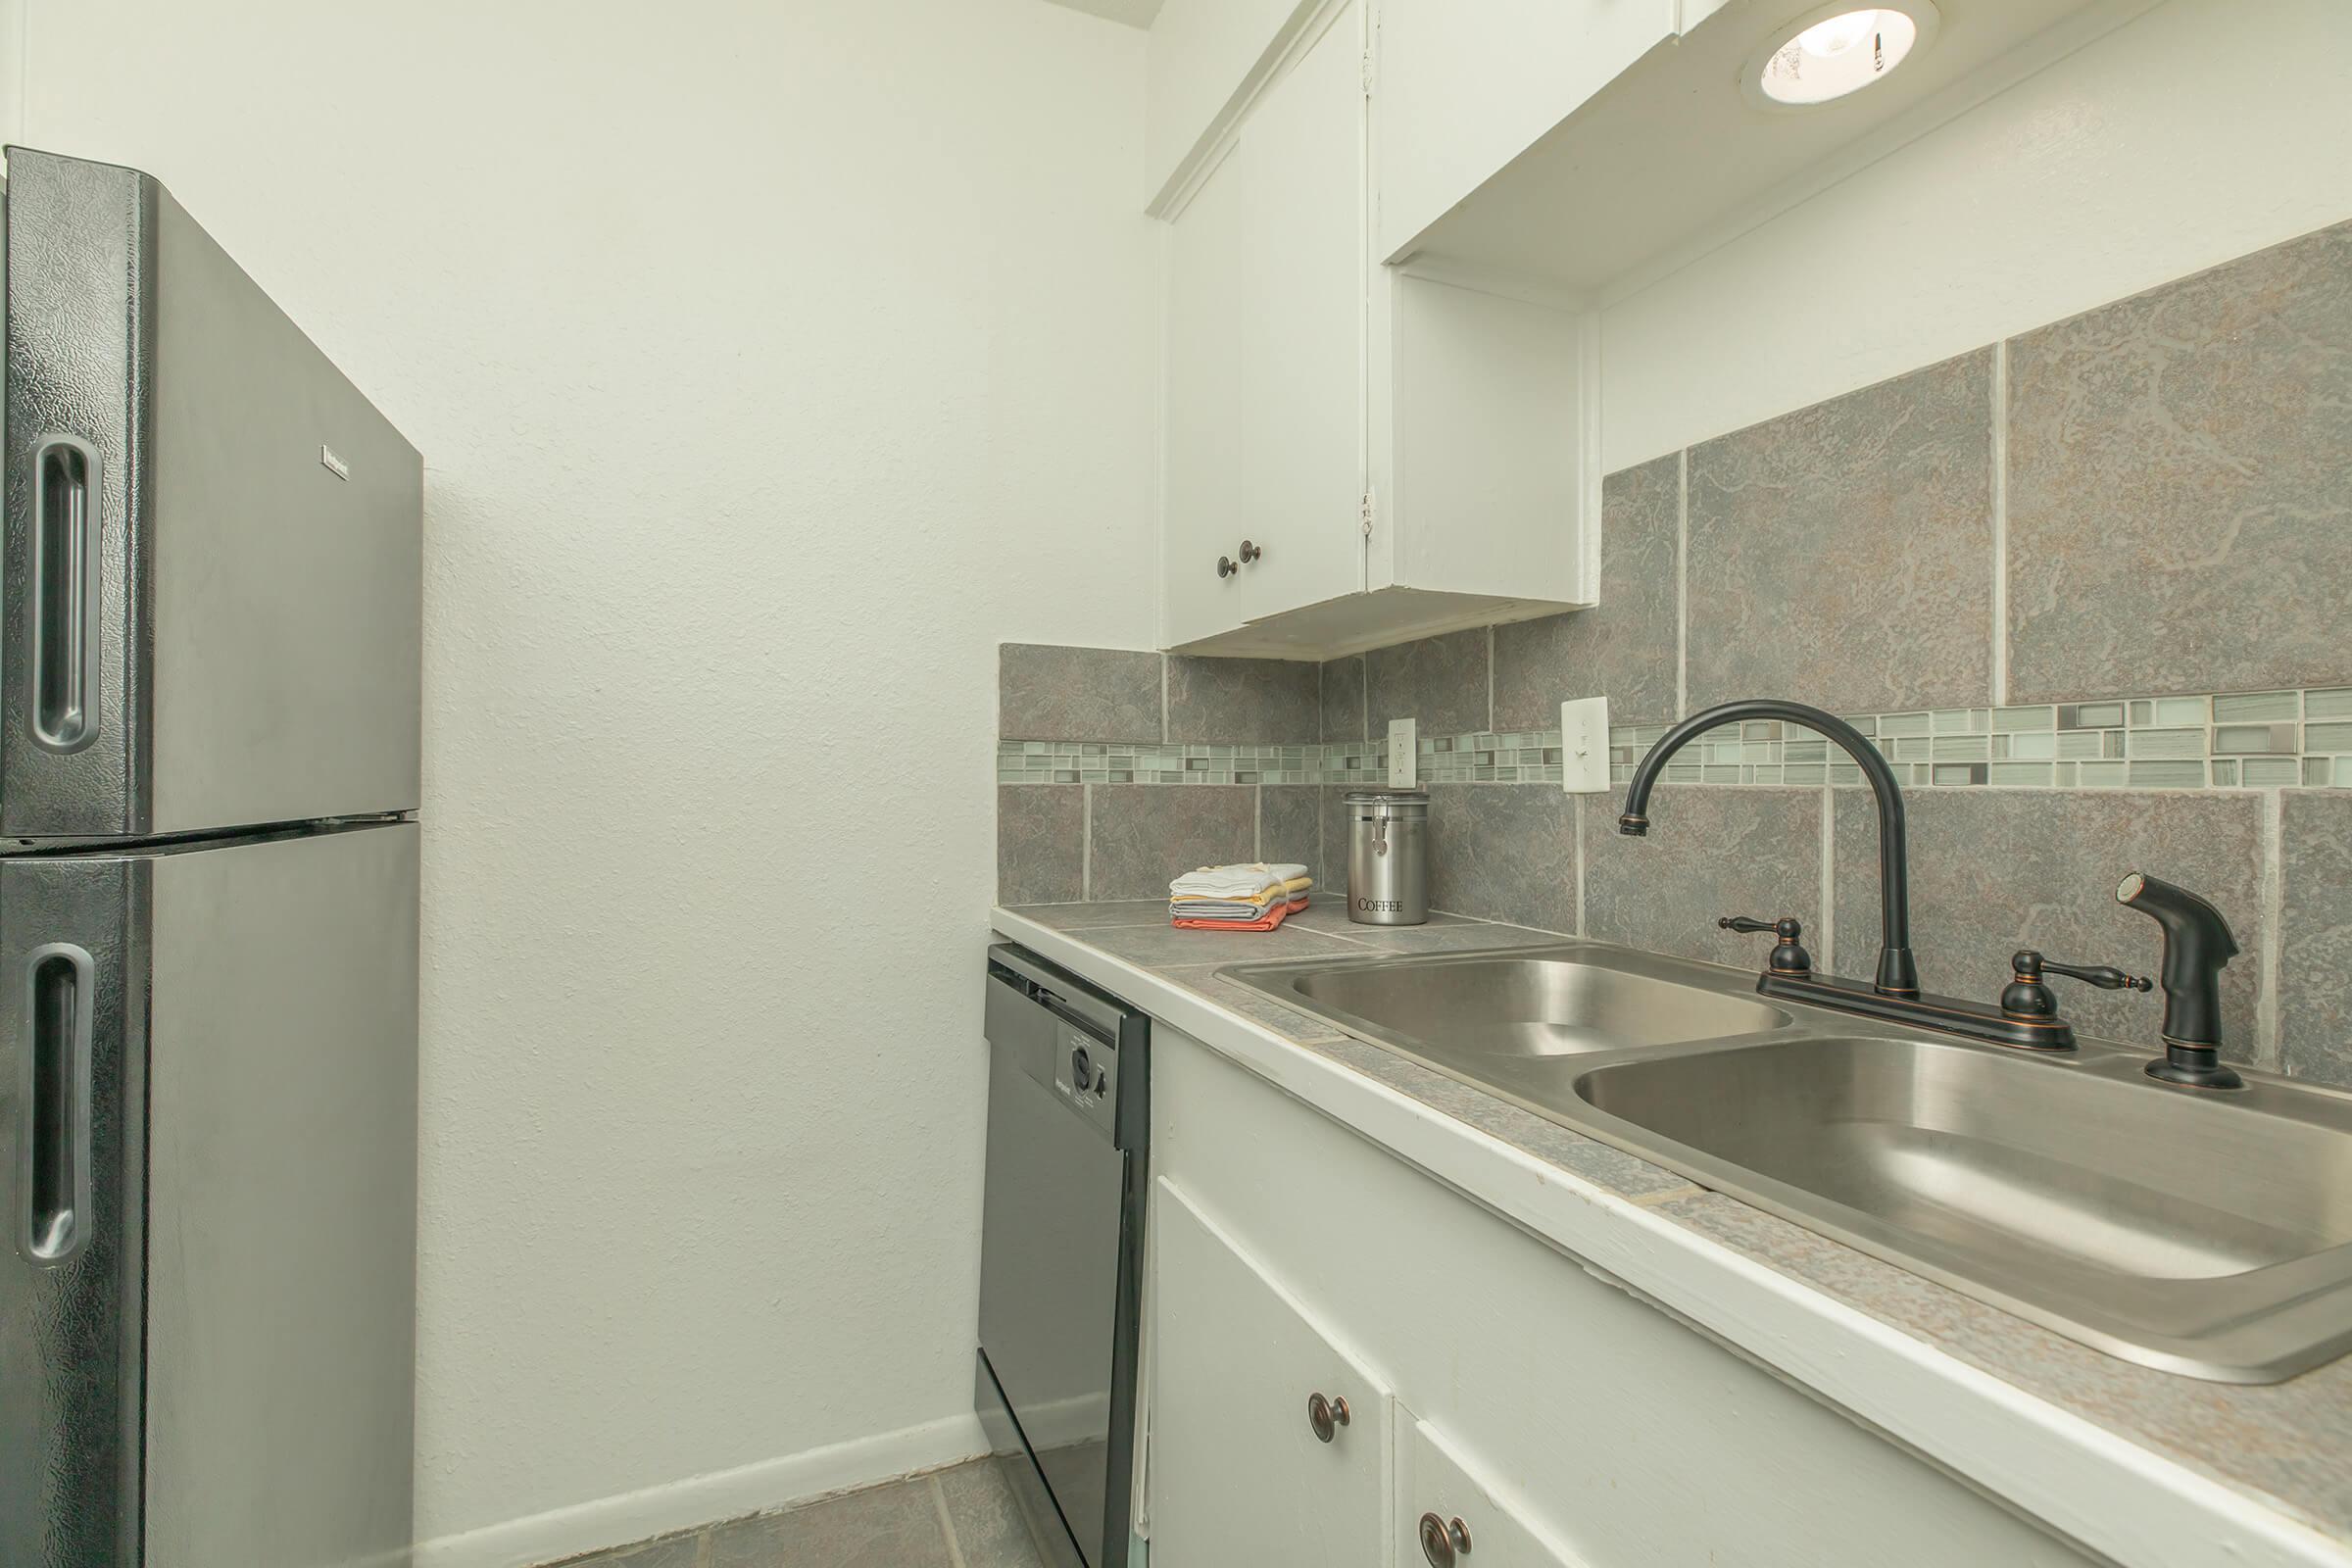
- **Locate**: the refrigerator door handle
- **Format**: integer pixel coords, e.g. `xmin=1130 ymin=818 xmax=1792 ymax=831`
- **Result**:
xmin=21 ymin=941 xmax=95 ymax=1265
xmin=28 ymin=436 xmax=104 ymax=755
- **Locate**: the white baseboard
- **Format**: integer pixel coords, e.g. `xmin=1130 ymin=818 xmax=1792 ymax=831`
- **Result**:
xmin=412 ymin=1411 xmax=989 ymax=1568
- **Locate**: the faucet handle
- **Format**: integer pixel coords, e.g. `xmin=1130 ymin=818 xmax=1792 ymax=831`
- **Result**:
xmin=1719 ymin=915 xmax=1811 ymax=976
xmin=2032 ymin=954 xmax=2153 ymax=993
xmin=2000 ymin=950 xmax=2152 ymax=1023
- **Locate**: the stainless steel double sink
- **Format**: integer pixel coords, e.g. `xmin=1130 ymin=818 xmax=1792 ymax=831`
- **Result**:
xmin=1220 ymin=941 xmax=2352 ymax=1383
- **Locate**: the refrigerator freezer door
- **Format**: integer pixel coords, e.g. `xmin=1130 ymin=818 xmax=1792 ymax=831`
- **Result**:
xmin=2 ymin=145 xmax=422 ymax=840
xmin=0 ymin=821 xmax=419 ymax=1568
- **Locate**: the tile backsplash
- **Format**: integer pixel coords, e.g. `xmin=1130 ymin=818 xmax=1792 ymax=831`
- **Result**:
xmin=998 ymin=215 xmax=2352 ymax=1087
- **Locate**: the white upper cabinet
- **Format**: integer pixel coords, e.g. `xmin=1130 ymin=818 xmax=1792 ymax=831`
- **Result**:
xmin=1376 ymin=0 xmax=2128 ymax=296
xmin=1145 ymin=0 xmax=1322 ymax=211
xmin=1161 ymin=0 xmax=1369 ymax=652
xmin=1370 ymin=0 xmax=1701 ymax=265
xmin=1152 ymin=0 xmax=1592 ymax=658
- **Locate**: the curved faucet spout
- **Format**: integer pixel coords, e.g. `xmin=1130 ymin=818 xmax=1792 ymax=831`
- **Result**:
xmin=1617 ymin=698 xmax=1919 ymax=998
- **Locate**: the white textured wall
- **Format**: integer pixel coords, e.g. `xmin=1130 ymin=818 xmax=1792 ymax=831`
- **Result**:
xmin=3 ymin=1 xmax=1156 ymax=1560
xmin=1601 ymin=0 xmax=2352 ymax=470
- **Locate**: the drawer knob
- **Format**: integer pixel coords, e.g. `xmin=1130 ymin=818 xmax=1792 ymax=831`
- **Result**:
xmin=1419 ymin=1512 xmax=1473 ymax=1566
xmin=1217 ymin=556 xmax=1238 ymax=578
xmin=1238 ymin=539 xmax=1262 ymax=564
xmin=1306 ymin=1391 xmax=1350 ymax=1443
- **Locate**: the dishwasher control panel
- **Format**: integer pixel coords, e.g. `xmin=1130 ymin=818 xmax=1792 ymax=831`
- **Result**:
xmin=1056 ymin=1019 xmax=1118 ymax=1129
xmin=986 ymin=946 xmax=1136 ymax=1148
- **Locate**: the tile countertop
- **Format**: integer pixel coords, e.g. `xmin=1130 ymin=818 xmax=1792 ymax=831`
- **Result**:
xmin=991 ymin=899 xmax=2352 ymax=1568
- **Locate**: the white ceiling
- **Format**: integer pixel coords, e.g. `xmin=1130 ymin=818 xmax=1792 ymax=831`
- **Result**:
xmin=1041 ymin=0 xmax=1165 ymax=26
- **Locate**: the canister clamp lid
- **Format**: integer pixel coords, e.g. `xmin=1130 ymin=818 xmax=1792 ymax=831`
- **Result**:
xmin=1343 ymin=788 xmax=1430 ymax=818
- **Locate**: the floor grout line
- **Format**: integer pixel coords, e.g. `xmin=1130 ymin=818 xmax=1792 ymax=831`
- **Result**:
xmin=931 ymin=1473 xmax=969 ymax=1568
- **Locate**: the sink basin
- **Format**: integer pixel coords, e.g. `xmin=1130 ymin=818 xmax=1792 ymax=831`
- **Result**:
xmin=1572 ymin=1035 xmax=2352 ymax=1380
xmin=1250 ymin=948 xmax=1787 ymax=1064
xmin=1219 ymin=940 xmax=2352 ymax=1381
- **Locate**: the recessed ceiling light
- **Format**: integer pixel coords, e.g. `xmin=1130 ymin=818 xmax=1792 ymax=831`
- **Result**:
xmin=1744 ymin=3 xmax=1940 ymax=109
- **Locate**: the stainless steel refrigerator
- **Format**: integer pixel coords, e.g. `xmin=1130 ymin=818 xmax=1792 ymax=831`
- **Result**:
xmin=0 ymin=146 xmax=422 ymax=1568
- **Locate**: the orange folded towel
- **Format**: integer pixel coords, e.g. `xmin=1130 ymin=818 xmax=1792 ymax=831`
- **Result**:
xmin=1171 ymin=895 xmax=1309 ymax=933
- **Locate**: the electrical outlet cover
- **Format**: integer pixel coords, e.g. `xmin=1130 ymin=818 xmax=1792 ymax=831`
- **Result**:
xmin=1388 ymin=717 xmax=1417 ymax=788
xmin=1561 ymin=697 xmax=1609 ymax=793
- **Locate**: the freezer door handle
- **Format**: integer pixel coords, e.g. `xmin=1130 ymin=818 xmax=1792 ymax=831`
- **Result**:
xmin=28 ymin=437 xmax=104 ymax=754
xmin=21 ymin=942 xmax=95 ymax=1264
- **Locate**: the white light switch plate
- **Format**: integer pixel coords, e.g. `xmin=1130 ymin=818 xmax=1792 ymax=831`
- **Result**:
xmin=1388 ymin=717 xmax=1417 ymax=788
xmin=1561 ymin=697 xmax=1609 ymax=794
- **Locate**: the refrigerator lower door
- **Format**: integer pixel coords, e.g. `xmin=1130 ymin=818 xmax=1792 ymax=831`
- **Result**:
xmin=0 ymin=821 xmax=420 ymax=1568
xmin=2 ymin=144 xmax=422 ymax=841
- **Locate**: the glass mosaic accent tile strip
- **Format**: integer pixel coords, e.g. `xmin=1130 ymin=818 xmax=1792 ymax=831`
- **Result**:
xmin=995 ymin=739 xmax=1323 ymax=786
xmin=999 ymin=686 xmax=2352 ymax=791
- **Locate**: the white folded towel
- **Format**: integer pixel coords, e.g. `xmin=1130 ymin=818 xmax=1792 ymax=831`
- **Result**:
xmin=1168 ymin=862 xmax=1309 ymax=900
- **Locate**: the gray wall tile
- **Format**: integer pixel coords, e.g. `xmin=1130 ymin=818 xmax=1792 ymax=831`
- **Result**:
xmin=1367 ymin=627 xmax=1491 ymax=738
xmin=1493 ymin=454 xmax=1682 ymax=729
xmin=998 ymin=786 xmax=1085 ymax=905
xmin=1165 ymin=656 xmax=1320 ymax=743
xmin=709 ymin=1477 xmax=954 ymax=1568
xmin=1259 ymin=784 xmax=1326 ymax=893
xmin=2280 ymin=791 xmax=2352 ymax=1087
xmin=1583 ymin=787 xmax=1824 ymax=967
xmin=1686 ymin=351 xmax=1994 ymax=714
xmin=1832 ymin=789 xmax=2268 ymax=1062
xmin=1088 ymin=784 xmax=1254 ymax=901
xmin=1321 ymin=785 xmax=1352 ymax=907
xmin=999 ymin=643 xmax=1162 ymax=741
xmin=1320 ymin=656 xmax=1367 ymax=742
xmin=2008 ymin=221 xmax=2352 ymax=701
xmin=1426 ymin=784 xmax=1576 ymax=935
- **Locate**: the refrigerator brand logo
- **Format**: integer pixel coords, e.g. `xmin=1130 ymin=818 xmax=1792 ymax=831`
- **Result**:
xmin=318 ymin=445 xmax=351 ymax=481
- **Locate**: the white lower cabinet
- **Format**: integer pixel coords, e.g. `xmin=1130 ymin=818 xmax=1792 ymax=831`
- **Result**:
xmin=1145 ymin=1024 xmax=2104 ymax=1568
xmin=1395 ymin=1413 xmax=1581 ymax=1568
xmin=1150 ymin=1180 xmax=1392 ymax=1567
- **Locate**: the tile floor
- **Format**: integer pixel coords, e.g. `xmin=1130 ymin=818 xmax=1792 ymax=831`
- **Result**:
xmin=555 ymin=1459 xmax=1054 ymax=1568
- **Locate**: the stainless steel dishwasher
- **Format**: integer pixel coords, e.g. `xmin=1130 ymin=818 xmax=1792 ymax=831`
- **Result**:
xmin=978 ymin=945 xmax=1150 ymax=1568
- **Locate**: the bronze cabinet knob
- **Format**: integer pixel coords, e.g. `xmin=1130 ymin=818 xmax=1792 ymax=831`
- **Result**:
xmin=1305 ymin=1391 xmax=1350 ymax=1443
xmin=1418 ymin=1512 xmax=1472 ymax=1565
xmin=1217 ymin=556 xmax=1238 ymax=578
xmin=1238 ymin=539 xmax=1262 ymax=564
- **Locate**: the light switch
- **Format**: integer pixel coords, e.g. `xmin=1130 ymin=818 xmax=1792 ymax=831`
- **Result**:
xmin=1561 ymin=697 xmax=1609 ymax=794
xmin=1388 ymin=717 xmax=1417 ymax=788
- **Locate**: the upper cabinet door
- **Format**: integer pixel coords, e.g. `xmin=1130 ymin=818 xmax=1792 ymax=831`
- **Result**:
xmin=1151 ymin=1178 xmax=1393 ymax=1567
xmin=1160 ymin=0 xmax=1368 ymax=651
xmin=1147 ymin=0 xmax=1326 ymax=207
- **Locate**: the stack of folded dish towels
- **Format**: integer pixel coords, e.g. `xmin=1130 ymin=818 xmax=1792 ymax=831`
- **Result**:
xmin=1168 ymin=862 xmax=1313 ymax=932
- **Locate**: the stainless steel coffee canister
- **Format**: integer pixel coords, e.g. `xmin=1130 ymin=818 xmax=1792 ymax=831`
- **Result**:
xmin=1344 ymin=789 xmax=1430 ymax=925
